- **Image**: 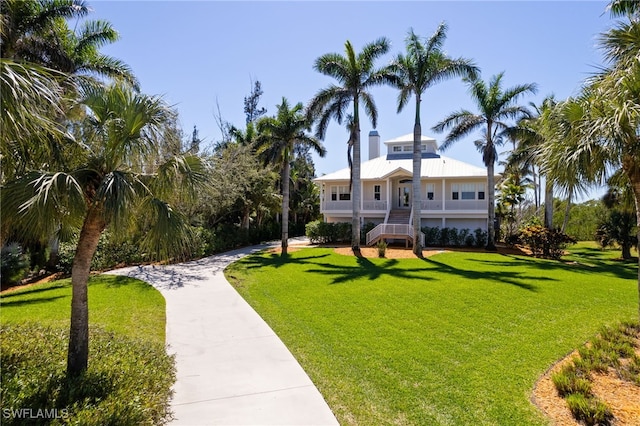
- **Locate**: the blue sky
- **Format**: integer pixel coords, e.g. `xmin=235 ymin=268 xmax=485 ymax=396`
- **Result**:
xmin=91 ymin=0 xmax=613 ymax=198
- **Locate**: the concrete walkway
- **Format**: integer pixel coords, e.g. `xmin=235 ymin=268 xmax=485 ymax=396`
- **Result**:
xmin=108 ymin=240 xmax=338 ymax=425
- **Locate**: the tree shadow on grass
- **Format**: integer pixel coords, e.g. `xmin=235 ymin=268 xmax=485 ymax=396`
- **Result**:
xmin=307 ymin=256 xmax=437 ymax=284
xmin=420 ymin=256 xmax=545 ymax=292
xmin=0 ymin=281 xmax=68 ymax=299
xmin=472 ymin=252 xmax=637 ymax=282
xmin=0 ymin=295 xmax=68 ymax=307
xmin=234 ymin=252 xmax=332 ymax=270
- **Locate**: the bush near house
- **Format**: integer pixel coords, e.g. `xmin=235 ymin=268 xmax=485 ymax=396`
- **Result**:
xmin=305 ymin=220 xmax=352 ymax=244
xmin=422 ymin=226 xmax=487 ymax=248
xmin=518 ymin=225 xmax=576 ymax=259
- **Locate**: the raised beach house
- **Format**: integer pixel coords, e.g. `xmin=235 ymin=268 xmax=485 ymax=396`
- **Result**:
xmin=314 ymin=131 xmax=494 ymax=245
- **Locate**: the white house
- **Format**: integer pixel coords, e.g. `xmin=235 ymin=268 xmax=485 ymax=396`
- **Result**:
xmin=314 ymin=131 xmax=494 ymax=245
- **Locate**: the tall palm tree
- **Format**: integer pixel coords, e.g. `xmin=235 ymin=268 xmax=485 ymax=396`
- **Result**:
xmin=307 ymin=37 xmax=394 ymax=251
xmin=391 ymin=24 xmax=478 ymax=255
xmin=1 ymin=83 xmax=206 ymax=376
xmin=547 ymin=6 xmax=640 ymax=319
xmin=45 ymin=19 xmax=139 ymax=90
xmin=0 ymin=0 xmax=89 ymax=61
xmin=257 ymin=97 xmax=325 ymax=255
xmin=432 ymin=72 xmax=537 ymax=250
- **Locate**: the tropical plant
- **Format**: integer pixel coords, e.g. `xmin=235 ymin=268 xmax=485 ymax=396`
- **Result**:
xmin=0 ymin=0 xmax=89 ymax=61
xmin=307 ymin=37 xmax=395 ymax=251
xmin=390 ymin=24 xmax=478 ymax=256
xmin=432 ymin=72 xmax=537 ymax=250
xmin=1 ymin=84 xmax=206 ymax=376
xmin=543 ymin=0 xmax=640 ymax=319
xmin=256 ymin=97 xmax=325 ymax=255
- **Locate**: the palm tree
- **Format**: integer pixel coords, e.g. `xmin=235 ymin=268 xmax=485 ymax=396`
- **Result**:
xmin=548 ymin=6 xmax=640 ymax=319
xmin=307 ymin=37 xmax=394 ymax=251
xmin=257 ymin=97 xmax=325 ymax=255
xmin=45 ymin=19 xmax=139 ymax=90
xmin=391 ymin=24 xmax=478 ymax=255
xmin=0 ymin=60 xmax=70 ymax=182
xmin=432 ymin=72 xmax=537 ymax=250
xmin=1 ymin=84 xmax=206 ymax=376
xmin=0 ymin=0 xmax=89 ymax=61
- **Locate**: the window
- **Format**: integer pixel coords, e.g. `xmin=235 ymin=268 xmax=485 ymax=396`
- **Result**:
xmin=426 ymin=183 xmax=435 ymax=200
xmin=338 ymin=185 xmax=350 ymax=201
xmin=403 ymin=145 xmax=412 ymax=152
xmin=452 ymin=184 xmax=459 ymax=200
xmin=461 ymin=183 xmax=476 ymax=200
xmin=374 ymin=185 xmax=381 ymax=201
xmin=330 ymin=186 xmax=350 ymax=201
xmin=421 ymin=144 xmax=427 ymax=152
xmin=393 ymin=146 xmax=402 ymax=152
xmin=477 ymin=184 xmax=485 ymax=200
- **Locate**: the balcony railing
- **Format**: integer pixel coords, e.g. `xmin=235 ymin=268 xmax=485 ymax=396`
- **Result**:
xmin=363 ymin=200 xmax=387 ymax=210
xmin=445 ymin=200 xmax=488 ymax=210
xmin=321 ymin=200 xmax=351 ymax=211
xmin=365 ymin=223 xmax=425 ymax=247
xmin=323 ymin=199 xmax=487 ymax=211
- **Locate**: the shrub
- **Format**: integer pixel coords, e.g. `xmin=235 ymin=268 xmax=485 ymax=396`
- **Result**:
xmin=1 ymin=243 xmax=30 ymax=287
xmin=422 ymin=227 xmax=441 ymax=247
xmin=449 ymin=228 xmax=460 ymax=247
xmin=439 ymin=227 xmax=451 ymax=247
xmin=376 ymin=240 xmax=387 ymax=258
xmin=458 ymin=228 xmax=471 ymax=247
xmin=0 ymin=323 xmax=175 ymax=425
xmin=551 ymin=364 xmax=592 ymax=397
xmin=565 ymin=394 xmax=613 ymax=426
xmin=474 ymin=228 xmax=487 ymax=248
xmin=518 ymin=225 xmax=576 ymax=259
xmin=305 ymin=221 xmax=352 ymax=244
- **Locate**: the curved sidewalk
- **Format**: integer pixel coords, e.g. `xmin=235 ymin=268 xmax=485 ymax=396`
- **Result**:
xmin=108 ymin=241 xmax=338 ymax=425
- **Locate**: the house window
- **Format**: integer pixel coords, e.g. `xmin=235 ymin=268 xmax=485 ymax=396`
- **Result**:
xmin=426 ymin=183 xmax=434 ymax=200
xmin=330 ymin=186 xmax=350 ymax=201
xmin=403 ymin=145 xmax=412 ymax=152
xmin=393 ymin=146 xmax=402 ymax=152
xmin=461 ymin=183 xmax=476 ymax=200
xmin=374 ymin=185 xmax=381 ymax=201
xmin=452 ymin=184 xmax=459 ymax=200
xmin=338 ymin=185 xmax=350 ymax=201
xmin=421 ymin=144 xmax=427 ymax=152
xmin=477 ymin=184 xmax=485 ymax=200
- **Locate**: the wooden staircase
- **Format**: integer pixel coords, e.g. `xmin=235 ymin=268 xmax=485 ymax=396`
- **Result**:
xmin=365 ymin=209 xmax=424 ymax=247
xmin=387 ymin=209 xmax=410 ymax=225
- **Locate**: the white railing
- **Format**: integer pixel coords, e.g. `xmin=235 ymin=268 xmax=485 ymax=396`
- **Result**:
xmin=366 ymin=224 xmax=410 ymax=245
xmin=445 ymin=200 xmax=488 ymax=210
xmin=420 ymin=200 xmax=443 ymax=210
xmin=366 ymin=224 xmax=424 ymax=247
xmin=362 ymin=200 xmax=387 ymax=210
xmin=321 ymin=200 xmax=351 ymax=211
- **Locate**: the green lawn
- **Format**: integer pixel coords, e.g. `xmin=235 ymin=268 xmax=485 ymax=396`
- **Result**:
xmin=0 ymin=275 xmax=166 ymax=344
xmin=226 ymin=242 xmax=638 ymax=425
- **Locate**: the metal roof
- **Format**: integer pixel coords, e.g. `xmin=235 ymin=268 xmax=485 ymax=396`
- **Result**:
xmin=315 ymin=154 xmax=490 ymax=182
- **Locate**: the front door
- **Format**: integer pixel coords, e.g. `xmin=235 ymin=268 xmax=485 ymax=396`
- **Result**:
xmin=397 ymin=179 xmax=411 ymax=209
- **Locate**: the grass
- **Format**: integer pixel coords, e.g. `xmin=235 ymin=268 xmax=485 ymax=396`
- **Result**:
xmin=0 ymin=275 xmax=172 ymax=425
xmin=225 ymin=241 xmax=638 ymax=425
xmin=0 ymin=274 xmax=166 ymax=344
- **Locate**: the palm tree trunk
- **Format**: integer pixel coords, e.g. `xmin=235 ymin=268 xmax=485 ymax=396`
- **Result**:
xmin=532 ymin=166 xmax=539 ymax=209
xmin=486 ymin=160 xmax=497 ymax=251
xmin=561 ymin=187 xmax=573 ymax=233
xmin=412 ymin=111 xmax=423 ymax=256
xmin=544 ymin=178 xmax=554 ymax=229
xmin=352 ymin=107 xmax=361 ymax=252
xmin=281 ymin=161 xmax=290 ymax=256
xmin=626 ymin=167 xmax=640 ymax=323
xmin=67 ymin=206 xmax=106 ymax=377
